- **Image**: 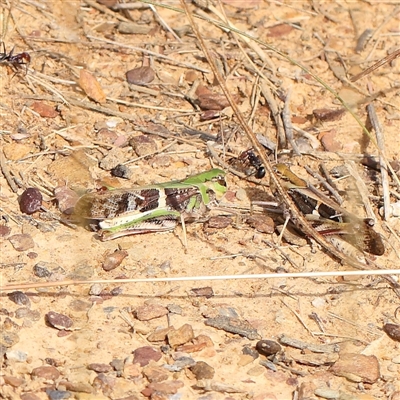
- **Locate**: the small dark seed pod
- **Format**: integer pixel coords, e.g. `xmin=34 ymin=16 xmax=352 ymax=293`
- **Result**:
xmin=19 ymin=188 xmax=42 ymax=214
xmin=383 ymin=323 xmax=400 ymax=342
xmin=256 ymin=340 xmax=281 ymax=357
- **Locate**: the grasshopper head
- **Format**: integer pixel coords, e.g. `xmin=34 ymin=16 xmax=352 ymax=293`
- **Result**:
xmin=206 ymin=173 xmax=226 ymax=200
xmin=203 ymin=169 xmax=227 ymax=201
xmin=182 ymin=168 xmax=226 ymax=203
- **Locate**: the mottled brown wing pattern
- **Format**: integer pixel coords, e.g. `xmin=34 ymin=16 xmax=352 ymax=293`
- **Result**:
xmin=74 ymin=188 xmax=162 ymax=220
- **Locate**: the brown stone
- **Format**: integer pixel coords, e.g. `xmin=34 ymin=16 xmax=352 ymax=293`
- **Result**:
xmin=102 ymin=250 xmax=128 ymax=271
xmin=8 ymin=234 xmax=34 ymax=251
xmin=31 ymin=101 xmax=58 ymax=118
xmin=61 ymin=380 xmax=93 ymax=393
xmin=176 ymin=342 xmax=207 ymax=353
xmin=319 ymin=130 xmax=341 ymax=152
xmin=147 ymin=326 xmax=174 ymax=342
xmin=391 ymin=391 xmax=400 ymax=400
xmin=3 ymin=375 xmax=25 ymax=387
xmin=87 ymin=363 xmax=112 ymax=373
xmin=123 ymin=363 xmax=142 ymax=378
xmin=147 ymin=380 xmax=184 ymax=394
xmin=383 ymin=323 xmax=400 ymax=342
xmin=45 ymin=311 xmax=73 ymax=330
xmin=329 ymin=353 xmax=380 ymax=383
xmin=190 ymin=361 xmax=215 ymax=379
xmin=142 ymin=365 xmax=169 ymax=383
xmin=135 ymin=304 xmax=168 ymax=321
xmin=21 ymin=394 xmax=41 ymax=400
xmin=132 ymin=346 xmax=162 ymax=367
xmin=31 ymin=365 xmax=60 ymax=381
xmin=92 ymin=373 xmax=116 ymax=396
xmin=167 ymin=324 xmax=194 ymax=347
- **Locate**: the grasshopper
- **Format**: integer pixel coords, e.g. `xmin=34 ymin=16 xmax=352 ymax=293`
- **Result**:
xmin=273 ymin=164 xmax=385 ymax=257
xmin=74 ymin=169 xmax=227 ymax=241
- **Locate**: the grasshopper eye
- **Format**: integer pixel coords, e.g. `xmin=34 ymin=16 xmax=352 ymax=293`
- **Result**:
xmin=216 ymin=176 xmax=227 ymax=186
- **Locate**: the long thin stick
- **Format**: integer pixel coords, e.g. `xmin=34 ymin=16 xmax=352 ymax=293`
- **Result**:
xmin=2 ymin=269 xmax=400 ymax=292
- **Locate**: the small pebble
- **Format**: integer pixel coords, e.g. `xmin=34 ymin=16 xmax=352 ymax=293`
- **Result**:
xmin=189 ymin=287 xmax=214 ymax=298
xmin=8 ymin=291 xmax=31 ymax=307
xmin=5 ymin=349 xmax=28 ymax=362
xmin=45 ymin=311 xmax=73 ymax=330
xmin=311 ymin=297 xmax=326 ymax=308
xmin=15 ymin=308 xmax=40 ymax=321
xmin=126 ymin=66 xmax=155 ymax=85
xmin=102 ymin=250 xmax=128 ymax=271
xmin=0 ymin=225 xmax=11 ymax=238
xmin=20 ymin=394 xmax=41 ymax=400
xmin=0 ymin=331 xmax=20 ymax=348
xmin=19 ymin=188 xmax=42 ymax=214
xmin=145 ymin=380 xmax=184 ymax=396
xmin=27 ymin=252 xmax=38 ymax=259
xmin=329 ymin=353 xmax=380 ymax=383
xmin=92 ymin=373 xmax=116 ymax=395
xmin=110 ymin=358 xmax=124 ymax=373
xmin=167 ymin=324 xmax=195 ymax=347
xmin=242 ymin=346 xmax=259 ymax=360
xmin=87 ymin=363 xmax=112 ymax=373
xmin=111 ymin=286 xmax=123 ymax=296
xmin=256 ymin=340 xmax=281 ymax=357
xmin=110 ymin=164 xmax=132 ymax=179
xmin=135 ymin=303 xmax=168 ymax=321
xmin=204 ymin=216 xmax=232 ymax=230
xmin=167 ymin=304 xmax=182 ymax=315
xmin=142 ymin=365 xmax=169 ymax=382
xmin=45 ymin=389 xmax=72 ymax=400
xmin=54 ymin=186 xmax=79 ymax=214
xmin=238 ymin=354 xmax=256 ymax=366
xmin=3 ymin=375 xmax=25 ymax=387
xmin=383 ymin=323 xmax=400 ymax=342
xmin=163 ymin=356 xmax=196 ymax=372
xmin=33 ymin=262 xmax=55 ymax=278
xmin=190 ymin=361 xmax=215 ymax=379
xmin=246 ymin=215 xmax=274 ymax=234
xmin=8 ymin=234 xmax=35 ymax=251
xmin=132 ymin=346 xmax=162 ymax=367
xmin=314 ymin=388 xmax=340 ymax=399
xmin=31 ymin=365 xmax=60 ymax=381
xmin=147 ymin=326 xmax=174 ymax=342
xmin=235 ymin=188 xmax=248 ymax=201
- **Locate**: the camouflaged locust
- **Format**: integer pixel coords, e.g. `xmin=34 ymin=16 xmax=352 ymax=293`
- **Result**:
xmin=74 ymin=169 xmax=227 ymax=240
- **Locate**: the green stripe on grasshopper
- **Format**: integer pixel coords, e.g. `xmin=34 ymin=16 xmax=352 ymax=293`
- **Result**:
xmin=99 ymin=208 xmax=181 ymax=240
xmin=74 ymin=168 xmax=227 ymax=241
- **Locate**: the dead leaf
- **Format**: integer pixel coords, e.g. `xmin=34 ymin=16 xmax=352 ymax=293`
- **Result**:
xmin=79 ymin=69 xmax=106 ymax=103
